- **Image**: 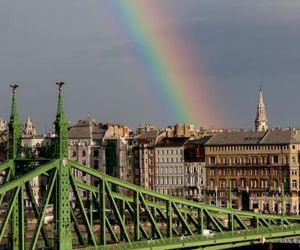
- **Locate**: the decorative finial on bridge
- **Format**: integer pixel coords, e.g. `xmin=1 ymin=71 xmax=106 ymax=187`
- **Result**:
xmin=10 ymin=84 xmax=19 ymax=93
xmin=54 ymin=81 xmax=68 ymax=159
xmin=8 ymin=84 xmax=21 ymax=159
xmin=56 ymin=82 xmax=65 ymax=91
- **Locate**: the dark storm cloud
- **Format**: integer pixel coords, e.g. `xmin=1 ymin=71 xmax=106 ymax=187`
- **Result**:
xmin=169 ymin=0 xmax=300 ymax=128
xmin=0 ymin=0 xmax=300 ymax=131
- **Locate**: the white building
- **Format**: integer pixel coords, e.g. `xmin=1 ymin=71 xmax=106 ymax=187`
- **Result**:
xmin=155 ymin=137 xmax=189 ymax=196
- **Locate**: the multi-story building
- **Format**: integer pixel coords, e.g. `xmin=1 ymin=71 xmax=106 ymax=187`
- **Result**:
xmin=0 ymin=118 xmax=7 ymax=162
xmin=19 ymin=118 xmax=53 ymax=206
xmin=133 ymin=130 xmax=165 ymax=190
xmin=166 ymin=124 xmax=196 ymax=137
xmin=136 ymin=124 xmax=159 ymax=134
xmin=155 ymin=137 xmax=189 ymax=196
xmin=103 ymin=123 xmax=133 ymax=193
xmin=184 ymin=137 xmax=210 ymax=201
xmin=68 ymin=118 xmax=107 ymax=191
xmin=205 ymin=128 xmax=300 ymax=214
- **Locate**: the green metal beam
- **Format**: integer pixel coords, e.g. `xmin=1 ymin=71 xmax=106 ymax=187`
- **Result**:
xmin=139 ymin=193 xmax=162 ymax=240
xmin=0 ymin=160 xmax=58 ymax=195
xmin=105 ymin=216 xmax=118 ymax=243
xmin=19 ymin=184 xmax=25 ymax=250
xmin=0 ymin=159 xmax=13 ymax=172
xmin=234 ymin=214 xmax=249 ymax=231
xmin=105 ymin=181 xmax=131 ymax=242
xmin=70 ymin=173 xmax=97 ymax=246
xmin=156 ymin=207 xmax=180 ymax=236
xmin=134 ymin=191 xmax=140 ymax=241
xmin=70 ymin=206 xmax=86 ymax=246
xmin=166 ymin=200 xmax=172 ymax=238
xmin=53 ymin=83 xmax=73 ymax=250
xmin=125 ymin=200 xmax=149 ymax=240
xmin=99 ymin=178 xmax=106 ymax=246
xmin=71 ymin=160 xmax=300 ymax=225
xmin=203 ymin=209 xmax=223 ymax=233
xmin=172 ymin=202 xmax=194 ymax=236
xmin=25 ymin=182 xmax=50 ymax=247
xmin=0 ymin=186 xmax=20 ymax=242
xmin=30 ymin=168 xmax=58 ymax=250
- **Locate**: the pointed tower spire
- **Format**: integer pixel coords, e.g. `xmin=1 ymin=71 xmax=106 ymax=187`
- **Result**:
xmin=0 ymin=117 xmax=7 ymax=132
xmin=8 ymin=84 xmax=22 ymax=159
xmin=54 ymin=82 xmax=68 ymax=158
xmin=255 ymin=87 xmax=268 ymax=132
xmin=53 ymin=82 xmax=72 ymax=249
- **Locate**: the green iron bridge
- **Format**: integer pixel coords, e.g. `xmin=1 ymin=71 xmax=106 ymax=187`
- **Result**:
xmin=1 ymin=83 xmax=300 ymax=250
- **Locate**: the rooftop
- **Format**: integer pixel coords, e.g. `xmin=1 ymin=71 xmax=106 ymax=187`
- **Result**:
xmin=156 ymin=137 xmax=190 ymax=147
xmin=206 ymin=128 xmax=300 ymax=145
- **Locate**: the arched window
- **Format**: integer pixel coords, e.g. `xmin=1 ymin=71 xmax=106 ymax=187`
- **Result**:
xmin=82 ymin=151 xmax=86 ymax=157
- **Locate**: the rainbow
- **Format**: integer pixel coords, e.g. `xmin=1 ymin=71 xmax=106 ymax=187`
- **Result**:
xmin=103 ymin=1 xmax=226 ymax=128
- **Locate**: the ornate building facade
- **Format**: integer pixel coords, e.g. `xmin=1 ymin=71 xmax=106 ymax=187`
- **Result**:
xmin=205 ymin=129 xmax=300 ymax=214
xmin=133 ymin=130 xmax=165 ymax=190
xmin=184 ymin=137 xmax=210 ymax=201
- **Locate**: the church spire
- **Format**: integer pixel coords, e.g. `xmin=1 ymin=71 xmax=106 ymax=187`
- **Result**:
xmin=255 ymin=87 xmax=268 ymax=132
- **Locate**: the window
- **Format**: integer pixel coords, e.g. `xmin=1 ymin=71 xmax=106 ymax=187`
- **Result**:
xmin=210 ymin=157 xmax=216 ymax=164
xmin=241 ymin=179 xmax=245 ymax=188
xmin=72 ymin=151 xmax=76 ymax=157
xmin=93 ymin=160 xmax=99 ymax=169
xmin=265 ymin=180 xmax=268 ymax=188
xmin=82 ymin=151 xmax=86 ymax=157
xmin=93 ymin=150 xmax=99 ymax=157
xmin=292 ymin=180 xmax=297 ymax=188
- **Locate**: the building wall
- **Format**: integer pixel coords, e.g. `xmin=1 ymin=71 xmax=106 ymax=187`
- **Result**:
xmin=205 ymin=143 xmax=299 ymax=214
xmin=155 ymin=146 xmax=185 ymax=196
xmin=184 ymin=162 xmax=206 ymax=201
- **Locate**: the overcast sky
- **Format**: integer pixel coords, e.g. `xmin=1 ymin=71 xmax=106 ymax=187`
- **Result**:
xmin=0 ymin=0 xmax=300 ymax=133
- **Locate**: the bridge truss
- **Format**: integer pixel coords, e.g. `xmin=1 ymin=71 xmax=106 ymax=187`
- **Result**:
xmin=1 ymin=84 xmax=300 ymax=250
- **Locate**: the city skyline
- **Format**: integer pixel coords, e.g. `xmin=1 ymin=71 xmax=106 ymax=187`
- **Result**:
xmin=0 ymin=1 xmax=300 ymax=131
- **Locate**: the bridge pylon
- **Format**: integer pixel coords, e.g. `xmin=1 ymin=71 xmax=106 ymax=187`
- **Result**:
xmin=53 ymin=82 xmax=72 ymax=250
xmin=8 ymin=84 xmax=23 ymax=250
